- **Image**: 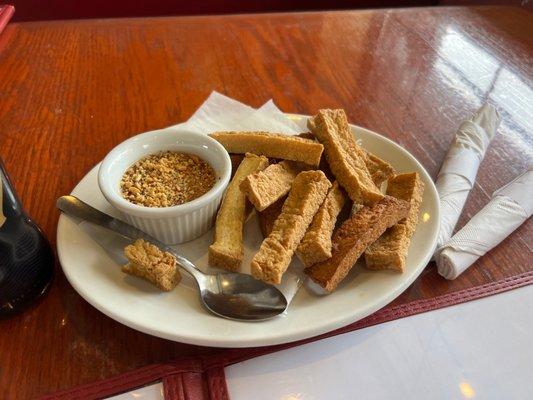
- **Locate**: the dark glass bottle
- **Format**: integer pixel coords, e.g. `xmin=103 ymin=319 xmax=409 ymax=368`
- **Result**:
xmin=0 ymin=158 xmax=53 ymax=317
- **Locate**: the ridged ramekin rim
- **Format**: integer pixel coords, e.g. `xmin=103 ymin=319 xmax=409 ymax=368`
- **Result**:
xmin=98 ymin=128 xmax=231 ymax=219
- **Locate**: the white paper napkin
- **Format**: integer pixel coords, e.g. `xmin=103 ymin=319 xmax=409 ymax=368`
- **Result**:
xmin=435 ymin=103 xmax=501 ymax=249
xmin=172 ymin=91 xmax=306 ymax=133
xmin=435 ymin=167 xmax=533 ymax=279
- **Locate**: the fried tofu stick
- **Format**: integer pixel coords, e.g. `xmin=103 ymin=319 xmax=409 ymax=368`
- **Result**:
xmin=365 ymin=152 xmax=395 ymax=186
xmin=365 ymin=173 xmax=424 ymax=272
xmin=251 ymin=171 xmax=331 ymax=284
xmin=123 ymin=239 xmax=181 ymax=291
xmin=304 ymin=196 xmax=410 ymax=292
xmin=209 ymin=153 xmax=269 ymax=271
xmin=308 ymin=110 xmax=383 ymax=204
xmin=308 ymin=119 xmax=395 ymax=186
xmin=240 ymin=161 xmax=308 ymax=211
xmin=296 ymin=181 xmax=347 ymax=267
xmin=209 ymin=131 xmax=324 ymax=166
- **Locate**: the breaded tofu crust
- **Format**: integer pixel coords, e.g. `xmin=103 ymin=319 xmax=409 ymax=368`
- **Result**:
xmin=209 ymin=131 xmax=323 ymax=166
xmin=209 ymin=153 xmax=269 ymax=271
xmin=296 ymin=181 xmax=347 ymax=267
xmin=240 ymin=161 xmax=308 ymax=211
xmin=308 ymin=109 xmax=383 ymax=205
xmin=308 ymin=118 xmax=394 ymax=186
xmin=364 ymin=152 xmax=395 ymax=186
xmin=304 ymin=196 xmax=410 ymax=292
xmin=123 ymin=239 xmax=181 ymax=291
xmin=365 ymin=173 xmax=424 ymax=272
xmin=251 ymin=171 xmax=331 ymax=284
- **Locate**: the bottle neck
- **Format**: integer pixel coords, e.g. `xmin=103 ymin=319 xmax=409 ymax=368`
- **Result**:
xmin=0 ymin=177 xmax=5 ymax=229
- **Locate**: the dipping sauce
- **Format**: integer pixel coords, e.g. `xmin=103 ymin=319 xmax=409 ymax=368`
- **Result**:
xmin=120 ymin=151 xmax=216 ymax=207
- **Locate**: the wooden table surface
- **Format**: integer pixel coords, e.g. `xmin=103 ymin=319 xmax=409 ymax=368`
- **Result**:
xmin=0 ymin=6 xmax=531 ymax=399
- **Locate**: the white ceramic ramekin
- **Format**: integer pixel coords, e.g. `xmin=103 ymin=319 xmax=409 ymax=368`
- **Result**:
xmin=98 ymin=128 xmax=231 ymax=244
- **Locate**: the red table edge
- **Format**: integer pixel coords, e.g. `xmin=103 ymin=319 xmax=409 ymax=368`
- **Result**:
xmin=40 ymin=270 xmax=533 ymax=400
xmin=0 ymin=4 xmax=14 ymax=35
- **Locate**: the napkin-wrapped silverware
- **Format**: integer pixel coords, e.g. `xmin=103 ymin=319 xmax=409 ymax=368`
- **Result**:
xmin=435 ymin=167 xmax=532 ymax=279
xmin=435 ymin=103 xmax=501 ymax=249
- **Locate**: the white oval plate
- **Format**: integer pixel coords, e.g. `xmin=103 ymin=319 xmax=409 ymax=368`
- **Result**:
xmin=56 ymin=118 xmax=439 ymax=348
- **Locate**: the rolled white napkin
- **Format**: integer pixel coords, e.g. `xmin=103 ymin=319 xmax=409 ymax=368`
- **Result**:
xmin=435 ymin=167 xmax=533 ymax=279
xmin=435 ymin=103 xmax=501 ymax=249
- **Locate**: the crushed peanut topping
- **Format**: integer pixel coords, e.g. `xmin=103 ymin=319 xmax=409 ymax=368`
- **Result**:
xmin=121 ymin=151 xmax=216 ymax=207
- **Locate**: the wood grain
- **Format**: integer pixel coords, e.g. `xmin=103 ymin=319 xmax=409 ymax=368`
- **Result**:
xmin=0 ymin=6 xmax=531 ymax=399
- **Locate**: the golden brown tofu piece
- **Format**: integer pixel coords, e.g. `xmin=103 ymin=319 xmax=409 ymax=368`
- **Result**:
xmin=240 ymin=161 xmax=308 ymax=211
xmin=308 ymin=109 xmax=383 ymax=204
xmin=209 ymin=131 xmax=324 ymax=166
xmin=123 ymin=239 xmax=181 ymax=291
xmin=209 ymin=153 xmax=269 ymax=271
xmin=365 ymin=173 xmax=424 ymax=272
xmin=304 ymin=196 xmax=410 ymax=292
xmin=296 ymin=181 xmax=347 ymax=267
xmin=251 ymin=171 xmax=331 ymax=284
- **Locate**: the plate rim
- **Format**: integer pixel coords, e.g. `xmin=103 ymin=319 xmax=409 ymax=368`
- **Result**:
xmin=56 ymin=116 xmax=440 ymax=347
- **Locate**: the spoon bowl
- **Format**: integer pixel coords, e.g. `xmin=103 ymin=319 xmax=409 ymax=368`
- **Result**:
xmin=200 ymin=273 xmax=288 ymax=321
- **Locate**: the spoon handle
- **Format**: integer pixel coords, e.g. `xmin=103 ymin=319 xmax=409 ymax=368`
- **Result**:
xmin=56 ymin=196 xmax=206 ymax=283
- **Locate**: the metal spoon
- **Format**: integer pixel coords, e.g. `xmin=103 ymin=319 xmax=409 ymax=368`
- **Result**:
xmin=56 ymin=195 xmax=287 ymax=321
